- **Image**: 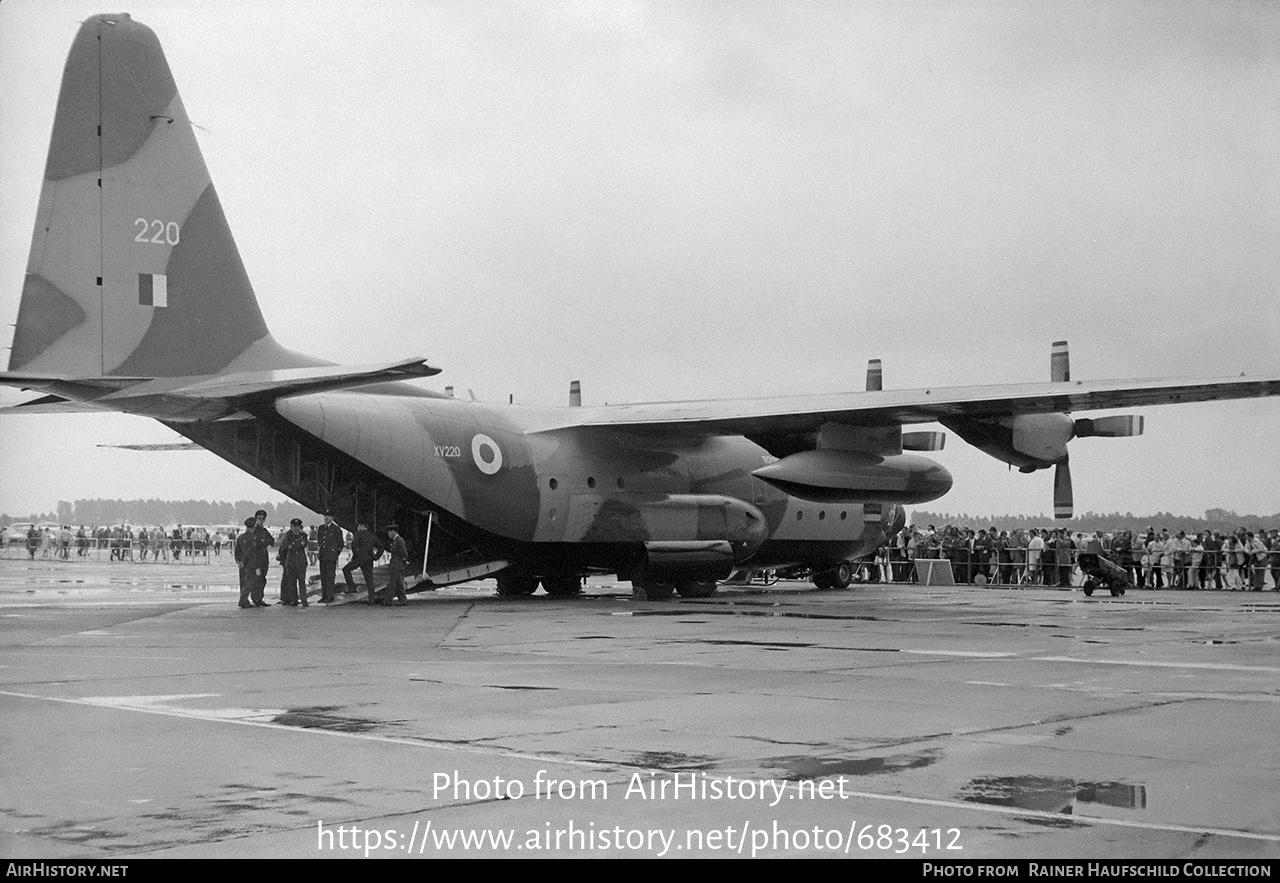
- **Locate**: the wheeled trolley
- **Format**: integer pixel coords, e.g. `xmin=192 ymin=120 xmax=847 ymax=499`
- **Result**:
xmin=1079 ymin=553 xmax=1131 ymax=597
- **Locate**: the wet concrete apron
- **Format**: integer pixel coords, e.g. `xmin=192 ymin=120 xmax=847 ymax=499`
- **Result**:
xmin=1 ymin=561 xmax=1277 ymax=858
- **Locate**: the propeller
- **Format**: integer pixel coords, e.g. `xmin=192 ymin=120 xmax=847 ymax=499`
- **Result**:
xmin=866 ymin=358 xmax=945 ymax=451
xmin=1051 ymin=342 xmax=1074 ymax=518
xmin=1073 ymin=415 xmax=1144 ymax=438
xmin=1048 ymin=343 xmax=1143 ymax=519
xmin=865 ymin=358 xmax=882 ymax=392
xmin=1053 ymin=457 xmax=1073 ymax=519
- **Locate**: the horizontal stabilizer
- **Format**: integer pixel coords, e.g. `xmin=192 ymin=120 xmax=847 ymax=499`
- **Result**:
xmin=0 ymin=396 xmax=115 ymax=415
xmin=97 ymin=442 xmax=203 ymax=451
xmin=0 ymin=372 xmax=146 ymax=394
xmin=147 ymin=357 xmax=440 ymax=401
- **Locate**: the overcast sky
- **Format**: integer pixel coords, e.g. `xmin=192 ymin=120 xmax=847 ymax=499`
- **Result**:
xmin=1 ymin=0 xmax=1278 ymax=520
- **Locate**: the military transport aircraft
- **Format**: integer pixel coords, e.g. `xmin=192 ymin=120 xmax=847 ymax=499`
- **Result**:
xmin=3 ymin=14 xmax=1279 ymax=598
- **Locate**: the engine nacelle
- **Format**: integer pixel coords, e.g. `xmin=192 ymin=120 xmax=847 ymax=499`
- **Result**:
xmin=941 ymin=412 xmax=1074 ymax=471
xmin=751 ymin=449 xmax=952 ymax=504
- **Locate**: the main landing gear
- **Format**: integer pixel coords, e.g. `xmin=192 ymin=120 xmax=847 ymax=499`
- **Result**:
xmin=811 ymin=562 xmax=853 ymax=590
xmin=630 ymin=578 xmax=719 ymax=601
xmin=494 ymin=568 xmax=582 ymax=597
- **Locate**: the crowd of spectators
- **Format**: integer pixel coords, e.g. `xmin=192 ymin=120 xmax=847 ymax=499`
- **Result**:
xmin=881 ymin=524 xmax=1280 ymax=590
xmin=7 ymin=523 xmax=350 ymax=565
xmin=7 ymin=518 xmax=1279 ymax=593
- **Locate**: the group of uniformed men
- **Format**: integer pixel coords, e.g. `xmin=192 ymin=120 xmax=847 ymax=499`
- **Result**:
xmin=232 ymin=510 xmax=410 ymax=609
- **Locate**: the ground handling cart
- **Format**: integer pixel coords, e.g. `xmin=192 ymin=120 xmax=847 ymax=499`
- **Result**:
xmin=1078 ymin=552 xmax=1131 ymax=597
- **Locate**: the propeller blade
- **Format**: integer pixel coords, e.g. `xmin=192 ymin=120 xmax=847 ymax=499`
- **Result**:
xmin=1053 ymin=459 xmax=1073 ymax=519
xmin=902 ymin=430 xmax=945 ymax=451
xmin=866 ymin=358 xmax=883 ymax=392
xmin=1051 ymin=340 xmax=1070 ymax=383
xmin=1073 ymin=415 xmax=1144 ymax=438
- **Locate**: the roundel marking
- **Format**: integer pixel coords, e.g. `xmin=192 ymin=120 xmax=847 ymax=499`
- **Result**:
xmin=471 ymin=433 xmax=503 ymax=475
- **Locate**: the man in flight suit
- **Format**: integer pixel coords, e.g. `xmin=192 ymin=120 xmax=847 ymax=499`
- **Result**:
xmin=343 ymin=521 xmax=382 ymax=603
xmin=248 ymin=509 xmax=275 ymax=607
xmin=385 ymin=524 xmax=409 ymax=607
xmin=233 ymin=516 xmax=259 ymax=609
xmin=278 ymin=517 xmax=310 ymax=606
xmin=316 ymin=511 xmax=345 ymax=603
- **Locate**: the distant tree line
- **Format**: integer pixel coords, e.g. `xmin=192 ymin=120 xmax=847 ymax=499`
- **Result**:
xmin=910 ymin=508 xmax=1280 ymax=534
xmin=1 ymin=499 xmax=324 ymax=528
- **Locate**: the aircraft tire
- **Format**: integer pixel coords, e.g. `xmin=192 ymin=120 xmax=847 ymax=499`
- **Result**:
xmin=812 ymin=572 xmax=835 ymax=589
xmin=496 ymin=569 xmax=539 ymax=596
xmin=832 ymin=563 xmax=853 ymax=589
xmin=632 ymin=579 xmax=675 ymax=601
xmin=541 ymin=573 xmax=583 ymax=597
xmin=675 ymin=580 xmax=718 ymax=599
xmin=1083 ymin=581 xmax=1094 ymax=597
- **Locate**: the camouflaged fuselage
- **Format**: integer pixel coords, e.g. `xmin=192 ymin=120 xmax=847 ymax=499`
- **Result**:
xmin=273 ymin=392 xmax=888 ymax=569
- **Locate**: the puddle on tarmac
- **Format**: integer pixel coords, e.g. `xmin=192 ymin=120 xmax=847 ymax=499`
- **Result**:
xmin=271 ymin=705 xmax=384 ymax=733
xmin=695 ymin=639 xmax=815 ymax=649
xmin=770 ymin=750 xmax=941 ymax=781
xmin=484 ymin=684 xmax=557 ymax=691
xmin=630 ymin=751 xmax=719 ymax=771
xmin=627 ymin=608 xmax=879 ymax=622
xmin=959 ymin=775 xmax=1147 ymax=814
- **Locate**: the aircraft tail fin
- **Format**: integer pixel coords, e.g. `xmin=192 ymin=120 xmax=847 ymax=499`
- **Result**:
xmin=9 ymin=13 xmax=314 ymax=379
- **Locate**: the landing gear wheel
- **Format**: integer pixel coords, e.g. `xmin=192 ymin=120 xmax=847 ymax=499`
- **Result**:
xmin=832 ymin=563 xmax=853 ymax=589
xmin=812 ymin=571 xmax=835 ymax=589
xmin=496 ymin=569 xmax=538 ymax=596
xmin=1109 ymin=585 xmax=1123 ymax=597
xmin=541 ymin=573 xmax=582 ymax=597
xmin=1082 ymin=580 xmax=1095 ymax=597
xmin=631 ymin=579 xmax=675 ymax=601
xmin=675 ymin=580 xmax=718 ymax=599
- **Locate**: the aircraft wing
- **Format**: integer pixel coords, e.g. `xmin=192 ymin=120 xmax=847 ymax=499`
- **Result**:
xmin=545 ymin=373 xmax=1280 ymax=436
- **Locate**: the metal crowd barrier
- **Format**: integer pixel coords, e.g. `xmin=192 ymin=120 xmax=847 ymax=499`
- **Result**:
xmin=1 ymin=535 xmax=354 ymax=565
xmin=4 ymin=531 xmax=1277 ymax=591
xmin=880 ymin=545 xmax=1279 ymax=589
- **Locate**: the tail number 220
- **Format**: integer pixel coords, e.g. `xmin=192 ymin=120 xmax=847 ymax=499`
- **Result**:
xmin=134 ymin=218 xmax=180 ymax=246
